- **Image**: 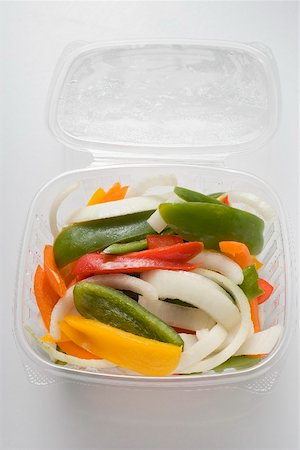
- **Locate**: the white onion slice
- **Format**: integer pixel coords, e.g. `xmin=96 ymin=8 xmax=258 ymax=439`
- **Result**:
xmin=26 ymin=326 xmax=115 ymax=369
xmin=186 ymin=269 xmax=251 ymax=373
xmin=125 ymin=174 xmax=178 ymax=198
xmin=138 ymin=296 xmax=215 ymax=331
xmin=177 ymin=324 xmax=227 ymax=373
xmin=235 ymin=325 xmax=282 ymax=356
xmin=50 ymin=286 xmax=79 ymax=340
xmin=190 ymin=250 xmax=244 ymax=285
xmin=49 ymin=182 xmax=79 ymax=238
xmin=66 ymin=195 xmax=166 ymax=225
xmin=227 ymin=191 xmax=275 ymax=221
xmin=50 ymin=274 xmax=158 ymax=340
xmin=179 ymin=333 xmax=198 ymax=351
xmin=141 ymin=270 xmax=240 ymax=330
xmin=216 ymin=322 xmax=254 ymax=352
xmin=147 ymin=192 xmax=185 ymax=233
xmin=196 ymin=329 xmax=210 ymax=340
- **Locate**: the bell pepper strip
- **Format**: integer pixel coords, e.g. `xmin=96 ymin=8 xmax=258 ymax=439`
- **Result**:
xmin=73 ymin=282 xmax=183 ymax=346
xmin=59 ymin=321 xmax=101 ymax=359
xmin=219 ymin=194 xmax=230 ymax=206
xmin=208 ymin=192 xmax=225 ymax=199
xmin=174 ymin=186 xmax=225 ymax=205
xmin=213 ymin=356 xmax=263 ymax=373
xmin=257 ymin=279 xmax=274 ymax=304
xmin=41 ymin=333 xmax=69 ymax=343
xmin=58 ymin=341 xmax=101 ymax=360
xmin=57 ymin=336 xmax=101 ymax=360
xmin=239 ymin=265 xmax=264 ymax=300
xmin=44 ymin=245 xmax=67 ymax=297
xmin=59 ymin=262 xmax=76 ymax=287
xmin=103 ymin=239 xmax=147 ymax=255
xmin=73 ymin=253 xmax=200 ymax=276
xmin=34 ymin=265 xmax=60 ymax=330
xmin=53 ymin=210 xmax=155 ymax=268
xmin=179 ymin=355 xmax=263 ymax=374
xmin=219 ymin=241 xmax=252 ymax=269
xmin=252 ymin=256 xmax=263 ymax=270
xmin=146 ymin=234 xmax=183 ymax=249
xmin=159 ymin=203 xmax=264 ymax=255
xmin=101 ymin=182 xmax=128 ymax=203
xmin=123 ymin=241 xmax=203 ymax=262
xmin=173 ymin=327 xmax=196 ymax=335
xmin=161 ymin=228 xmax=177 ymax=235
xmin=87 ymin=187 xmax=106 ymax=206
xmin=25 ymin=326 xmax=115 ymax=370
xmin=249 ymin=298 xmax=261 ymax=332
xmin=63 ymin=315 xmax=182 ymax=376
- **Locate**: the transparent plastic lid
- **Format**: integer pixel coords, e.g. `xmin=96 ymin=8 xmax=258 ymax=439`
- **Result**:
xmin=48 ymin=40 xmax=279 ymax=159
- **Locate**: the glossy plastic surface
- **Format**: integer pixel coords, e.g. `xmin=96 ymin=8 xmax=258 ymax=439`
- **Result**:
xmin=48 ymin=40 xmax=279 ymax=159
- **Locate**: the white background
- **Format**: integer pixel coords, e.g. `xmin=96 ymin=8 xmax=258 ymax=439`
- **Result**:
xmin=1 ymin=1 xmax=299 ymax=449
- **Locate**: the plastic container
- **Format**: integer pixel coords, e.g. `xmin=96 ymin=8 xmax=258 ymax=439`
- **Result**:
xmin=14 ymin=40 xmax=295 ymax=391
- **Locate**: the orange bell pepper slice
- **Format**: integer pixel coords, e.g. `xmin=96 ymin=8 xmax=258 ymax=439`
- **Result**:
xmin=44 ymin=245 xmax=67 ymax=297
xmin=58 ymin=341 xmax=101 ymax=360
xmin=58 ymin=321 xmax=101 ymax=359
xmin=219 ymin=241 xmax=252 ymax=268
xmin=34 ymin=265 xmax=60 ymax=330
xmin=249 ymin=298 xmax=261 ymax=332
xmin=101 ymin=182 xmax=128 ymax=203
xmin=87 ymin=182 xmax=128 ymax=206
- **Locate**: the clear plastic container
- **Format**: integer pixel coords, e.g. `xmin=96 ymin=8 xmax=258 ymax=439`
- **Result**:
xmin=14 ymin=40 xmax=295 ymax=392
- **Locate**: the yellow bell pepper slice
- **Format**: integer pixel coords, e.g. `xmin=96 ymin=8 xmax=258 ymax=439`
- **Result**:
xmin=252 ymin=256 xmax=263 ymax=270
xmin=63 ymin=315 xmax=182 ymax=376
xmin=87 ymin=187 xmax=106 ymax=206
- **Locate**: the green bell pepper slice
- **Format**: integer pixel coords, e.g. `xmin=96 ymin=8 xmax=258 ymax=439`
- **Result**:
xmin=184 ymin=356 xmax=262 ymax=375
xmin=103 ymin=239 xmax=148 ymax=255
xmin=175 ymin=186 xmax=225 ymax=205
xmin=159 ymin=202 xmax=264 ymax=255
xmin=54 ymin=210 xmax=155 ymax=268
xmin=73 ymin=282 xmax=183 ymax=347
xmin=240 ymin=265 xmax=264 ymax=300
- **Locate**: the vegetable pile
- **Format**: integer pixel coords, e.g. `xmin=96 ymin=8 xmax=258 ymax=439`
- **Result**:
xmin=29 ymin=176 xmax=281 ymax=377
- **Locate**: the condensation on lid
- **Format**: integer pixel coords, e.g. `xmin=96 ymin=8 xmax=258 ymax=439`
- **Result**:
xmin=48 ymin=40 xmax=279 ymax=158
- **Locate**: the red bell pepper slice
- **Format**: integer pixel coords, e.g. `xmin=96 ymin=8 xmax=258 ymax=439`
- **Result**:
xmin=256 ymin=279 xmax=274 ymax=304
xmin=124 ymin=241 xmax=203 ymax=262
xmin=172 ymin=327 xmax=196 ymax=335
xmin=219 ymin=194 xmax=231 ymax=206
xmin=73 ymin=253 xmax=200 ymax=276
xmin=147 ymin=234 xmax=184 ymax=249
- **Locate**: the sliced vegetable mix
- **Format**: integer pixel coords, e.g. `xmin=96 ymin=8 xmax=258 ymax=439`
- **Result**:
xmin=29 ymin=175 xmax=280 ymax=377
